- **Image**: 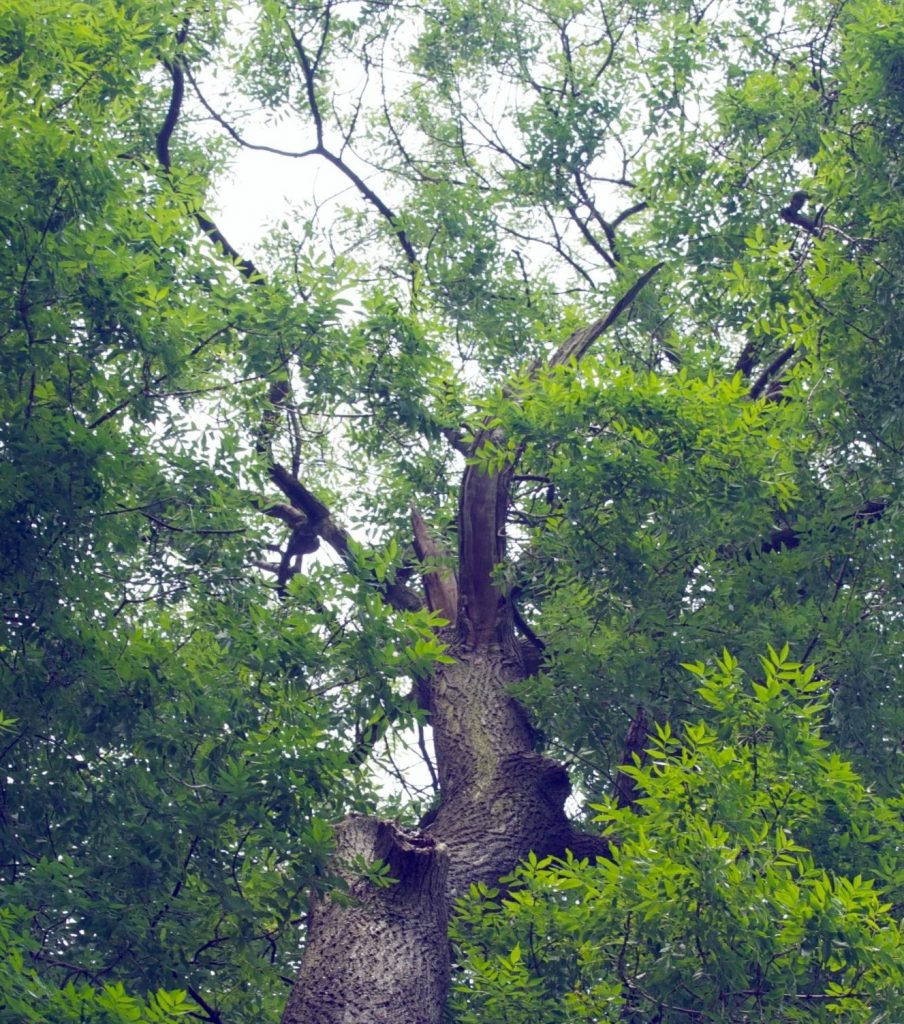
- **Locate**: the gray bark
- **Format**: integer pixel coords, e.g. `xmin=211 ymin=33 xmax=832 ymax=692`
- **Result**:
xmin=281 ymin=441 xmax=609 ymax=1024
xmin=281 ymin=643 xmax=585 ymax=1024
xmin=281 ymin=818 xmax=449 ymax=1024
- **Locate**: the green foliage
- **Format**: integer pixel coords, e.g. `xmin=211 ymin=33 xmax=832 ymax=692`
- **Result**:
xmin=451 ymin=650 xmax=904 ymax=1023
xmin=1 ymin=0 xmax=901 ymax=1017
xmin=0 ymin=0 xmax=443 ymax=1018
xmin=0 ymin=906 xmax=194 ymax=1023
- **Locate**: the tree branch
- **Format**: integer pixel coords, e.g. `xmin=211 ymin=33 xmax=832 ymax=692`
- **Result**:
xmin=456 ymin=263 xmax=666 ymax=646
xmin=547 ymin=262 xmax=665 ymax=369
xmin=186 ymin=64 xmax=318 ymax=159
xmin=268 ymin=464 xmax=422 ymax=612
xmin=411 ymin=507 xmax=458 ymax=624
xmin=186 ymin=984 xmax=224 ymax=1024
xmin=156 ymin=34 xmax=260 ymax=282
xmin=749 ymin=344 xmax=796 ymax=400
xmin=286 ymin=22 xmax=417 ymax=265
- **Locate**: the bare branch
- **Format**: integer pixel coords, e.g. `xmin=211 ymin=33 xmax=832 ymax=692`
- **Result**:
xmin=156 ymin=37 xmax=261 ymax=282
xmin=547 ymin=262 xmax=665 ymax=369
xmin=268 ymin=464 xmax=422 ymax=612
xmin=411 ymin=507 xmax=458 ymax=624
xmin=611 ymin=200 xmax=648 ymax=231
xmin=286 ymin=22 xmax=417 ymax=265
xmin=749 ymin=344 xmax=796 ymax=400
xmin=186 ymin=65 xmax=317 ymax=159
xmin=565 ymin=201 xmax=617 ymax=269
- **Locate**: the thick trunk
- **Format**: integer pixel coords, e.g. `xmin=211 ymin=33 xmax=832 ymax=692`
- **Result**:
xmin=280 ymin=818 xmax=449 ymax=1024
xmin=281 ymin=645 xmax=579 ymax=1024
xmin=282 ymin=457 xmax=601 ymax=1023
xmin=423 ymin=640 xmax=577 ymax=900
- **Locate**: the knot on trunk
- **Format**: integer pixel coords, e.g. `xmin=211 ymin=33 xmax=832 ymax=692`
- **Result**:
xmin=500 ymin=751 xmax=571 ymax=809
xmin=335 ymin=815 xmax=448 ymax=904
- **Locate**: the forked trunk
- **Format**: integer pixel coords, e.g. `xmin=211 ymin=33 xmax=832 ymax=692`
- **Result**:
xmin=280 ymin=278 xmax=653 ymax=1022
xmin=281 ymin=443 xmax=586 ymax=1023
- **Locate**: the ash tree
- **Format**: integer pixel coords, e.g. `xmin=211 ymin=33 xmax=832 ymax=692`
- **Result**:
xmin=0 ymin=0 xmax=902 ymax=1022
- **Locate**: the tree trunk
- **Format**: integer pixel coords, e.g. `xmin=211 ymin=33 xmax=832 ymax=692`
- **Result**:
xmin=280 ymin=817 xmax=450 ymax=1024
xmin=280 ymin=452 xmax=593 ymax=1023
xmin=281 ymin=642 xmax=583 ymax=1024
xmin=279 ymin=271 xmax=659 ymax=1021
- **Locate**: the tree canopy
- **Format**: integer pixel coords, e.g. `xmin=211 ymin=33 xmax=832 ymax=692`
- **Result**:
xmin=0 ymin=0 xmax=901 ymax=1021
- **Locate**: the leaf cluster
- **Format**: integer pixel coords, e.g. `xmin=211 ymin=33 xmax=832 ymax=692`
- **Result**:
xmin=451 ymin=649 xmax=904 ymax=1024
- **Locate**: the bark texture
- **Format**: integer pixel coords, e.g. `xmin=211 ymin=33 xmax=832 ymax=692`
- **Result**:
xmin=281 ymin=277 xmax=658 ymax=1023
xmin=281 ymin=455 xmax=599 ymax=1024
xmin=424 ymin=642 xmax=577 ymax=899
xmin=281 ymin=818 xmax=449 ymax=1024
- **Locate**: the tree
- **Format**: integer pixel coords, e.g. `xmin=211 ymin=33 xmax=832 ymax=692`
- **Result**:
xmin=0 ymin=0 xmax=901 ymax=1022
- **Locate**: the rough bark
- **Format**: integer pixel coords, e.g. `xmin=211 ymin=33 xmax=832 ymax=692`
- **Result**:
xmin=281 ymin=450 xmax=587 ymax=1023
xmin=281 ymin=818 xmax=449 ymax=1024
xmin=280 ymin=283 xmax=662 ymax=1023
xmin=423 ymin=640 xmax=578 ymax=900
